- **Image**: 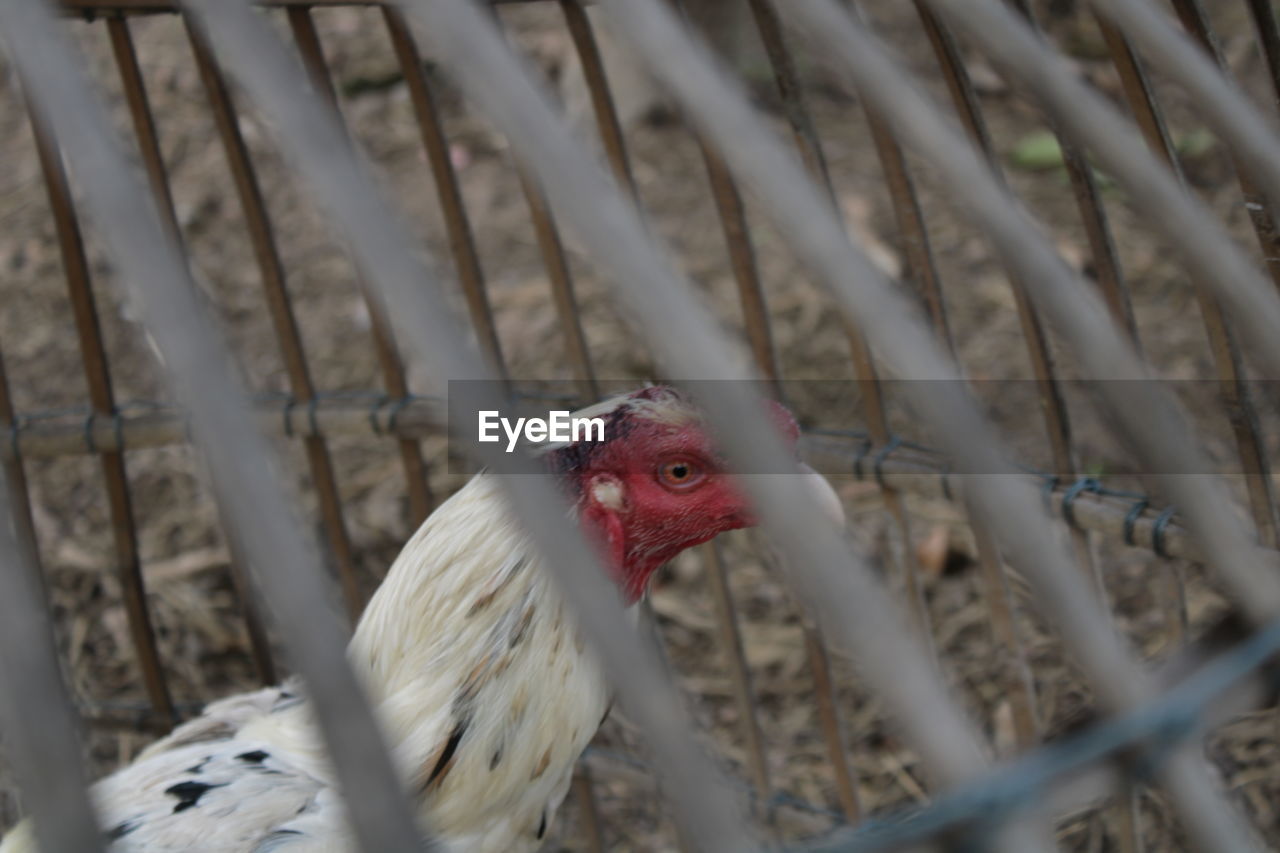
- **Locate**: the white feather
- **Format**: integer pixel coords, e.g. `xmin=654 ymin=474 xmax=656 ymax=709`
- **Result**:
xmin=1 ymin=474 xmax=615 ymax=853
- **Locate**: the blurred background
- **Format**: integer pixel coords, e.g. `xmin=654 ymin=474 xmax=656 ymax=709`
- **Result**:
xmin=3 ymin=1 xmax=1280 ymax=848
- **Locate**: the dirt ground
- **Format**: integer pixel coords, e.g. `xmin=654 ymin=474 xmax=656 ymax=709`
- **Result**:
xmin=3 ymin=1 xmax=1280 ymax=849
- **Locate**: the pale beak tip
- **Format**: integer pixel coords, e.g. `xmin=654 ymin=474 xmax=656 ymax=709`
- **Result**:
xmin=800 ymin=463 xmax=846 ymax=529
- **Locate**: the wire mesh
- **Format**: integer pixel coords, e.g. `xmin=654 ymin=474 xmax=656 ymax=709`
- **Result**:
xmin=5 ymin=0 xmax=1280 ymax=851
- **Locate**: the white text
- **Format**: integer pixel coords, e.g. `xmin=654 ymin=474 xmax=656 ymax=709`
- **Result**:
xmin=478 ymin=410 xmax=606 ymax=452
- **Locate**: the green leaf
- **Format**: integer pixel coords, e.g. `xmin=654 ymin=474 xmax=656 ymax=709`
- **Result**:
xmin=1009 ymin=129 xmax=1064 ymax=171
xmin=1175 ymin=127 xmax=1216 ymax=158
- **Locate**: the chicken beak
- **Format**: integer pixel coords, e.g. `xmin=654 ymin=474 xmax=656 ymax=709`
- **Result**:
xmin=800 ymin=462 xmax=846 ymax=529
xmin=728 ymin=465 xmax=845 ymax=531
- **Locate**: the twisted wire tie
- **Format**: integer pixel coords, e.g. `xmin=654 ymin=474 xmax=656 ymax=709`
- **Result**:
xmin=306 ymin=397 xmax=321 ymax=437
xmin=1040 ymin=474 xmax=1059 ymax=512
xmin=1152 ymin=506 xmax=1178 ymax=559
xmin=872 ymin=436 xmax=903 ymax=490
xmin=386 ymin=396 xmax=413 ymax=435
xmin=368 ymin=394 xmax=391 ymax=436
xmin=851 ymin=436 xmax=873 ymax=480
xmin=281 ymin=397 xmax=298 ymax=439
xmin=1060 ymin=477 xmax=1101 ymax=530
xmin=83 ymin=412 xmax=98 ymax=454
xmin=7 ymin=414 xmax=23 ymax=463
xmin=1123 ymin=498 xmax=1149 ymax=547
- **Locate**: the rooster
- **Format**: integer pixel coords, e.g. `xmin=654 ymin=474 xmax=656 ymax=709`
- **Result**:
xmin=1 ymin=386 xmax=838 ymax=852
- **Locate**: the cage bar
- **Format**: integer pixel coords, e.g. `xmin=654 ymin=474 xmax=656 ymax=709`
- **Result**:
xmin=825 ymin=0 xmax=1044 ymax=752
xmin=904 ymin=2 xmax=1107 ymax=600
xmin=912 ymin=0 xmax=1280 ymax=626
xmin=559 ymin=0 xmax=636 ymax=194
xmin=1170 ymin=1 xmax=1280 ymax=300
xmin=744 ymin=0 xmax=939 ymax=684
xmin=555 ymin=2 xmax=787 ymax=829
xmin=1 ymin=2 xmax=433 ymax=846
xmin=27 ymin=113 xmax=178 ymax=727
xmin=106 ymin=15 xmax=279 ymax=682
xmin=187 ymin=19 xmax=367 ymax=620
xmin=164 ymin=0 xmax=769 ymax=846
xmin=1242 ymin=0 xmax=1280 ymax=116
xmin=610 ymin=0 xmax=1255 ymax=845
xmin=0 ymin=463 xmax=105 ymax=853
xmin=382 ymin=7 xmax=508 ymax=383
xmin=1092 ymin=9 xmax=1280 ymax=551
xmin=408 ymin=0 xmax=1036 ymax=826
xmin=283 ymin=5 xmax=437 ymax=525
xmin=0 ymin=353 xmax=43 ymax=619
xmin=9 ymin=0 xmax=1280 ymax=850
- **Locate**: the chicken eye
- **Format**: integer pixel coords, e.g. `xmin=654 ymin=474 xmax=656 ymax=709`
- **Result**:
xmin=658 ymin=459 xmax=704 ymax=491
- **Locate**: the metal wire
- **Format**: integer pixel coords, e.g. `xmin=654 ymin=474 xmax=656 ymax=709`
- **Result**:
xmin=163 ymin=0 xmax=1041 ymax=845
xmin=911 ymin=0 xmax=1280 ymax=615
xmin=599 ymin=0 xmax=1256 ymax=847
xmin=1090 ymin=5 xmax=1279 ymax=560
xmin=26 ymin=106 xmax=177 ymax=725
xmin=411 ymin=0 xmax=1004 ymax=790
xmin=0 ymin=390 xmax=1229 ymax=571
xmin=286 ymin=5 xmax=437 ymax=524
xmin=0 ymin=1 xmax=432 ymax=848
xmin=0 ymin=465 xmax=105 ymax=853
xmin=397 ymin=2 xmax=1059 ymax=850
xmin=805 ymin=613 xmax=1280 ymax=852
xmin=8 ymin=1 xmax=1280 ymax=851
xmin=156 ymin=0 xmax=762 ymax=849
xmin=186 ymin=17 xmax=365 ymax=621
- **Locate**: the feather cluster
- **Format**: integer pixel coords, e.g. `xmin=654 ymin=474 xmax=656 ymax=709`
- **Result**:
xmin=1 ymin=389 xmax=725 ymax=852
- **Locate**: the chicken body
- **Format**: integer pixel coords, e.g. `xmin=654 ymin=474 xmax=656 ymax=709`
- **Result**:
xmin=2 ymin=474 xmax=611 ymax=852
xmin=2 ymin=386 xmax=814 ymax=852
